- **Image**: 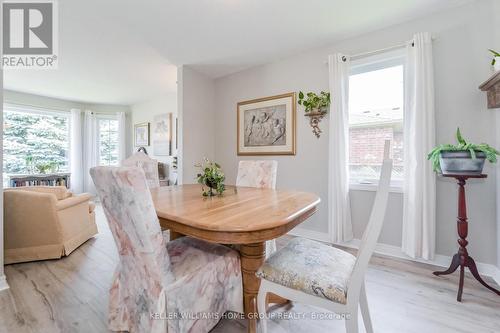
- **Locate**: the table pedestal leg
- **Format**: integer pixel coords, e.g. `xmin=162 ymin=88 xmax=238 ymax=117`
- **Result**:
xmin=267 ymin=293 xmax=289 ymax=306
xmin=240 ymin=242 xmax=265 ymax=333
xmin=433 ymin=177 xmax=500 ymax=301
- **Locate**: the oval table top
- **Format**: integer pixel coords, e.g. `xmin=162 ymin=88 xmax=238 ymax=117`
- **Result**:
xmin=150 ymin=184 xmax=320 ymax=244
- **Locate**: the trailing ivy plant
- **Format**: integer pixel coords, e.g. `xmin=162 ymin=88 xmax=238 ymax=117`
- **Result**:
xmin=427 ymin=128 xmax=500 ymax=172
xmin=489 ymin=49 xmax=500 ymax=66
xmin=297 ymin=91 xmax=331 ymax=113
xmin=195 ymin=158 xmax=226 ymax=197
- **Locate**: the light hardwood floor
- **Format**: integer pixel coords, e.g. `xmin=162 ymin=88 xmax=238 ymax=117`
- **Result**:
xmin=1 ymin=205 xmax=499 ymax=333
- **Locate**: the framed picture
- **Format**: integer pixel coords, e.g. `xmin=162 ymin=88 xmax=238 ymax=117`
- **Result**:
xmin=152 ymin=113 xmax=172 ymax=156
xmin=237 ymin=92 xmax=296 ymax=155
xmin=134 ymin=122 xmax=150 ymax=147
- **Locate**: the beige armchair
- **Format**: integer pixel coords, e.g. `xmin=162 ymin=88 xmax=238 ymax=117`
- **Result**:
xmin=4 ymin=186 xmax=98 ymax=264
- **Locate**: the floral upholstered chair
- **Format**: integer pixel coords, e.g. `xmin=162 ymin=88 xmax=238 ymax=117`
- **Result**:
xmin=236 ymin=160 xmax=278 ymax=257
xmin=90 ymin=166 xmax=243 ymax=333
xmin=236 ymin=160 xmax=277 ymax=189
xmin=122 ymin=151 xmax=160 ymax=189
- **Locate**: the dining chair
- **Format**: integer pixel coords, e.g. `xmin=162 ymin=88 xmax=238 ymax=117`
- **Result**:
xmin=90 ymin=166 xmax=243 ymax=333
xmin=236 ymin=160 xmax=278 ymax=257
xmin=256 ymin=141 xmax=393 ymax=333
xmin=122 ymin=151 xmax=160 ymax=188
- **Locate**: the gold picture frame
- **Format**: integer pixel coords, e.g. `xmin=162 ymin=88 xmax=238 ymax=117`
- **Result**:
xmin=134 ymin=122 xmax=150 ymax=147
xmin=237 ymin=92 xmax=296 ymax=155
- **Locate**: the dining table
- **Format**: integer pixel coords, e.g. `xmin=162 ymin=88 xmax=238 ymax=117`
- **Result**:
xmin=150 ymin=184 xmax=321 ymax=333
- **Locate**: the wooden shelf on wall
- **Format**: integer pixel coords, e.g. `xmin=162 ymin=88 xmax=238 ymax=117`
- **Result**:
xmin=479 ymin=71 xmax=500 ymax=109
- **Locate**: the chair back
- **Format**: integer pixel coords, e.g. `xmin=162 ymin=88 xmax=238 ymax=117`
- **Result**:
xmin=347 ymin=141 xmax=393 ymax=301
xmin=90 ymin=166 xmax=169 ymax=278
xmin=236 ymin=160 xmax=278 ymax=189
xmin=122 ymin=152 xmax=160 ymax=189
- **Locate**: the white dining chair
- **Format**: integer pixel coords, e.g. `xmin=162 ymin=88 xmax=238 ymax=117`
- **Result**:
xmin=236 ymin=160 xmax=278 ymax=257
xmin=122 ymin=151 xmax=160 ymax=189
xmin=256 ymin=141 xmax=393 ymax=333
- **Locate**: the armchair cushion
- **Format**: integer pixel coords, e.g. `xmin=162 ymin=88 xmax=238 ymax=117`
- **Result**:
xmin=256 ymin=237 xmax=356 ymax=304
xmin=55 ymin=193 xmax=92 ymax=211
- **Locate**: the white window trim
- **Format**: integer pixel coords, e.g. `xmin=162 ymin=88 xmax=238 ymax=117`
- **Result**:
xmin=348 ymin=49 xmax=405 ymax=191
xmin=4 ymin=103 xmax=70 ymax=118
xmin=349 ymin=183 xmax=404 ymax=193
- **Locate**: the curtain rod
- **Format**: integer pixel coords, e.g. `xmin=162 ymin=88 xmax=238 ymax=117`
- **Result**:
xmin=325 ymin=36 xmax=435 ymax=64
xmin=4 ymin=102 xmax=125 ymax=115
xmin=350 ymin=41 xmax=409 ymax=61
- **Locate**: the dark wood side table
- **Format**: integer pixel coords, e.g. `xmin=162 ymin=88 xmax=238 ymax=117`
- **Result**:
xmin=433 ymin=174 xmax=500 ymax=301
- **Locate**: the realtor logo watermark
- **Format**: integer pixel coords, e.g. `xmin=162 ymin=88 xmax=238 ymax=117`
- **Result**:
xmin=2 ymin=0 xmax=58 ymax=69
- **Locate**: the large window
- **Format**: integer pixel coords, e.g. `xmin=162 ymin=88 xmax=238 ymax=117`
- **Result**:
xmin=348 ymin=53 xmax=404 ymax=186
xmin=98 ymin=117 xmax=119 ymax=166
xmin=3 ymin=105 xmax=70 ymax=184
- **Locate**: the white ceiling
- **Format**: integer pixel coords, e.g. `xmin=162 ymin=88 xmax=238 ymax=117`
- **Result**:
xmin=4 ymin=0 xmax=471 ymax=105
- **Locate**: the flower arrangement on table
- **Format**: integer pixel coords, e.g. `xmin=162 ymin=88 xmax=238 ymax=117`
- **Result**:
xmin=195 ymin=158 xmax=226 ymax=197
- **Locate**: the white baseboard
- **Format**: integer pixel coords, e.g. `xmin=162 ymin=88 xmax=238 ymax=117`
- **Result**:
xmin=288 ymin=228 xmax=500 ymax=287
xmin=0 ymin=275 xmax=9 ymax=292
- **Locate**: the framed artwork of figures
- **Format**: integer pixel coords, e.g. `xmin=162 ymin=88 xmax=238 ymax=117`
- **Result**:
xmin=134 ymin=122 xmax=150 ymax=147
xmin=237 ymin=92 xmax=296 ymax=155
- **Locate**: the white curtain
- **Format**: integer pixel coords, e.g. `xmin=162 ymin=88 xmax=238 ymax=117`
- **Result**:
xmin=83 ymin=110 xmax=98 ymax=194
xmin=328 ymin=53 xmax=353 ymax=243
xmin=117 ymin=111 xmax=127 ymax=163
xmin=69 ymin=109 xmax=83 ymax=193
xmin=402 ymin=32 xmax=436 ymax=260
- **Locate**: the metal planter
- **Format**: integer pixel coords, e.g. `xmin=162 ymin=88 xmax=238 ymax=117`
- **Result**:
xmin=439 ymin=150 xmax=486 ymax=175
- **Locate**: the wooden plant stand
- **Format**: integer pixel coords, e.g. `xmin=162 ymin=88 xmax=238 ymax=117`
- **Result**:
xmin=433 ymin=174 xmax=500 ymax=301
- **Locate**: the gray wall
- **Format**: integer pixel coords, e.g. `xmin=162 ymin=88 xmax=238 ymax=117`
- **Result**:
xmin=213 ymin=0 xmax=498 ymax=264
xmin=130 ymin=93 xmax=178 ymax=180
xmin=494 ymin=0 xmax=500 ymax=270
xmin=178 ymin=66 xmax=216 ymax=184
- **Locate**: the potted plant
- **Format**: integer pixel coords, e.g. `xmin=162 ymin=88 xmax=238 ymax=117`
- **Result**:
xmin=488 ymin=49 xmax=500 ymax=72
xmin=195 ymin=158 xmax=226 ymax=197
xmin=427 ymin=128 xmax=500 ymax=175
xmin=297 ymin=91 xmax=331 ymax=138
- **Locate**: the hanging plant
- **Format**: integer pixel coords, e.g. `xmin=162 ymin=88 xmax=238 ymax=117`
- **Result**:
xmin=297 ymin=91 xmax=331 ymax=113
xmin=297 ymin=91 xmax=331 ymax=138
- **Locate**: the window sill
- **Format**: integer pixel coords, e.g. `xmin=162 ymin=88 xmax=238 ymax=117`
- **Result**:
xmin=349 ymin=183 xmax=404 ymax=193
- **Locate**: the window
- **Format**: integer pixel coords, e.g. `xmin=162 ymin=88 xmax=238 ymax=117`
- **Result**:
xmin=3 ymin=105 xmax=70 ymax=185
xmin=348 ymin=52 xmax=404 ymax=187
xmin=98 ymin=117 xmax=119 ymax=166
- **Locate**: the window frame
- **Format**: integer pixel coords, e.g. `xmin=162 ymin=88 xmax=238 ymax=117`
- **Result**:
xmin=96 ymin=114 xmax=120 ymax=167
xmin=348 ymin=49 xmax=406 ymax=191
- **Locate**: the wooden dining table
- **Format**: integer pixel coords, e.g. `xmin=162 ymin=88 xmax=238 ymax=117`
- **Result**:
xmin=150 ymin=184 xmax=320 ymax=333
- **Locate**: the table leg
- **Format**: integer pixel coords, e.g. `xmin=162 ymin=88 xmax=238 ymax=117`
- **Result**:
xmin=433 ymin=253 xmax=460 ymax=276
xmin=433 ymin=177 xmax=500 ymax=301
xmin=240 ymin=242 xmax=265 ymax=333
xmin=267 ymin=293 xmax=289 ymax=306
xmin=467 ymin=257 xmax=500 ymax=296
xmin=169 ymin=230 xmax=185 ymax=241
